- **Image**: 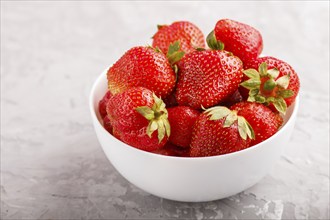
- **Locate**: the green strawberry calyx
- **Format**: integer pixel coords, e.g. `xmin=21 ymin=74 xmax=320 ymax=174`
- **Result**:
xmin=203 ymin=106 xmax=255 ymax=140
xmin=166 ymin=41 xmax=185 ymax=65
xmin=147 ymin=41 xmax=184 ymax=75
xmin=136 ymin=93 xmax=170 ymax=143
xmin=206 ymin=30 xmax=224 ymax=50
xmin=240 ymin=62 xmax=294 ymax=114
xmin=166 ymin=41 xmax=185 ymax=76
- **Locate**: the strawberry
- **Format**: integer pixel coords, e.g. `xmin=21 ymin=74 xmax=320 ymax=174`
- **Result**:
xmin=103 ymin=115 xmax=113 ymax=134
xmin=167 ymin=106 xmax=200 ymax=148
xmin=98 ymin=91 xmax=113 ymax=118
xmin=106 ymin=87 xmax=170 ymax=151
xmin=190 ymin=106 xmax=254 ymax=157
xmin=208 ymin=19 xmax=263 ymax=65
xmin=152 ymin=21 xmax=205 ymax=54
xmin=175 ymin=50 xmax=243 ymax=109
xmin=152 ymin=142 xmax=189 ymax=157
xmin=230 ymin=102 xmax=283 ymax=146
xmin=239 ymin=56 xmax=300 ymax=114
xmin=107 ymin=45 xmax=183 ymax=98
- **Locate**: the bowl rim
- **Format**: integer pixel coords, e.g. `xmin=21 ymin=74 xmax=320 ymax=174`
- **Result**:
xmin=89 ymin=68 xmax=300 ymax=161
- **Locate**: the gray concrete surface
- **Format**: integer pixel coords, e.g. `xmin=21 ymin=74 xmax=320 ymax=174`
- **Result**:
xmin=1 ymin=1 xmax=329 ymax=219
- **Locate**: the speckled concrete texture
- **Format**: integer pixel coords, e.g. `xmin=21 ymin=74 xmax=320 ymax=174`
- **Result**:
xmin=1 ymin=1 xmax=329 ymax=219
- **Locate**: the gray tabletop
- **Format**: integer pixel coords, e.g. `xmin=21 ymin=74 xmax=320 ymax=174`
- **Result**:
xmin=1 ymin=1 xmax=329 ymax=219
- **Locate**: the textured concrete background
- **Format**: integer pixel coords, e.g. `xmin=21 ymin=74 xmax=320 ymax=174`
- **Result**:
xmin=1 ymin=1 xmax=329 ymax=219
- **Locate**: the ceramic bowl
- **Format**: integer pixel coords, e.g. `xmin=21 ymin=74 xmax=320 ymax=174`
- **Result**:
xmin=89 ymin=69 xmax=299 ymax=202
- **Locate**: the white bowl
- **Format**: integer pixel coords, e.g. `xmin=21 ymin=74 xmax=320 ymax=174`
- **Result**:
xmin=89 ymin=69 xmax=299 ymax=202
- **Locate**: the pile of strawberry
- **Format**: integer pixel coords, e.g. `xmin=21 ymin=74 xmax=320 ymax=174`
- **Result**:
xmin=99 ymin=19 xmax=300 ymax=157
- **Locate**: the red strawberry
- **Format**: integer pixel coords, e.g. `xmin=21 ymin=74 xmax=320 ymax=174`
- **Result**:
xmin=98 ymin=91 xmax=113 ymax=118
xmin=230 ymin=102 xmax=283 ymax=146
xmin=190 ymin=106 xmax=254 ymax=157
xmin=106 ymin=87 xmax=170 ymax=151
xmin=152 ymin=142 xmax=190 ymax=157
xmin=103 ymin=115 xmax=113 ymax=134
xmin=175 ymin=50 xmax=243 ymax=109
xmin=107 ymin=46 xmax=182 ymax=98
xmin=209 ymin=19 xmax=263 ymax=65
xmin=152 ymin=21 xmax=205 ymax=54
xmin=239 ymin=56 xmax=300 ymax=114
xmin=167 ymin=106 xmax=200 ymax=148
